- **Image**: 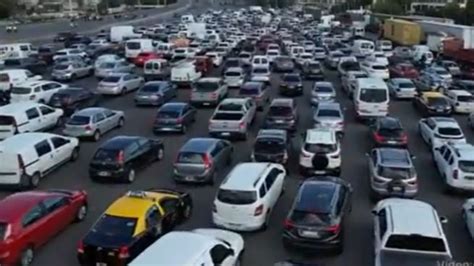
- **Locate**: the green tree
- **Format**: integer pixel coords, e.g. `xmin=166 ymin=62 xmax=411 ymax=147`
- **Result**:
xmin=372 ymin=0 xmax=403 ymax=15
xmin=465 ymin=0 xmax=474 ymax=25
xmin=0 ymin=0 xmax=14 ymax=19
xmin=441 ymin=2 xmax=462 ymax=22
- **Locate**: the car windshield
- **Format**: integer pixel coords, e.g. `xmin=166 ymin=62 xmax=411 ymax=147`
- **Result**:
xmin=317 ymin=109 xmax=340 ymax=117
xmin=437 ymin=127 xmax=462 ymax=136
xmin=359 ymin=88 xmax=387 ymax=103
xmin=459 ymin=160 xmax=474 ymax=173
xmin=304 ymin=143 xmax=337 ymax=153
xmin=380 ymin=250 xmax=450 ymax=266
xmin=458 ymin=95 xmax=474 ymax=102
xmin=102 ymin=76 xmax=121 ymax=83
xmin=217 ymin=189 xmax=257 ymax=205
xmin=290 ymin=210 xmax=331 ymax=226
xmin=254 ymin=138 xmax=285 ymax=153
xmin=239 ymin=54 xmax=250 ymax=58
xmin=427 ymin=97 xmax=448 ymax=106
xmin=92 ymin=215 xmax=138 ymax=239
xmin=436 ymin=69 xmax=449 ymax=75
xmin=225 ymin=60 xmax=239 ymax=67
xmin=93 ymin=148 xmax=120 ymax=162
xmin=309 ymin=63 xmax=320 ymax=68
xmin=253 ymin=68 xmax=268 ymax=74
xmin=240 ymin=87 xmax=260 ymax=95
xmin=398 ymin=82 xmax=414 ymax=89
xmin=372 ymin=65 xmax=386 ymax=70
xmin=378 ymin=166 xmax=413 ymax=179
xmin=100 ymin=62 xmax=115 ymax=69
xmin=314 ymin=86 xmax=333 ymax=93
xmin=225 ymin=71 xmax=241 ymax=77
xmin=67 ymin=115 xmax=90 ymax=125
xmin=126 ymin=42 xmax=141 ymax=50
xmin=284 ymin=75 xmax=301 ymax=82
xmin=0 ymin=115 xmax=14 ymax=126
xmin=157 ymin=110 xmax=180 ymax=119
xmin=385 ymin=234 xmax=447 ymax=252
xmin=11 ymin=87 xmax=31 ymax=94
xmin=177 ymin=152 xmax=204 ymax=163
xmin=195 ymin=82 xmax=219 ymax=92
xmin=269 ymin=106 xmax=292 ymax=116
xmin=54 ymin=64 xmax=70 ymax=70
xmin=140 ymin=84 xmax=161 ymax=93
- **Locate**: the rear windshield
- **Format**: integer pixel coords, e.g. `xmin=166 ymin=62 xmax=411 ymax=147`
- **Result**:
xmin=314 ymin=86 xmax=333 ymax=93
xmin=427 ymin=97 xmax=448 ymax=106
xmin=269 ymin=106 xmax=292 ymax=116
xmin=317 ymin=109 xmax=340 ymax=117
xmin=100 ymin=62 xmax=115 ymax=69
xmin=398 ymin=82 xmax=414 ymax=89
xmin=217 ymin=189 xmax=257 ymax=205
xmin=102 ymin=76 xmax=121 ymax=83
xmin=126 ymin=42 xmax=141 ymax=50
xmin=54 ymin=64 xmax=69 ymax=70
xmin=213 ymin=112 xmax=243 ymax=120
xmin=290 ymin=210 xmax=331 ymax=226
xmin=93 ymin=148 xmax=120 ymax=162
xmin=459 ymin=160 xmax=474 ymax=173
xmin=372 ymin=65 xmax=386 ymax=70
xmin=158 ymin=110 xmax=180 ymax=118
xmin=218 ymin=103 xmax=243 ymax=111
xmin=67 ymin=115 xmax=90 ymax=125
xmin=92 ymin=215 xmax=137 ymax=239
xmin=437 ymin=127 xmax=462 ymax=136
xmin=283 ymin=75 xmax=301 ymax=82
xmin=304 ymin=143 xmax=337 ymax=153
xmin=11 ymin=87 xmax=31 ymax=94
xmin=141 ymin=84 xmax=161 ymax=92
xmin=385 ymin=234 xmax=447 ymax=252
xmin=225 ymin=60 xmax=240 ymax=67
xmin=255 ymin=138 xmax=285 ymax=153
xmin=377 ymin=166 xmax=413 ymax=179
xmin=195 ymin=82 xmax=219 ymax=92
xmin=240 ymin=87 xmax=260 ymax=95
xmin=0 ymin=74 xmax=9 ymax=82
xmin=360 ymin=89 xmax=387 ymax=103
xmin=253 ymin=68 xmax=268 ymax=74
xmin=177 ymin=152 xmax=204 ymax=164
xmin=0 ymin=115 xmax=14 ymax=126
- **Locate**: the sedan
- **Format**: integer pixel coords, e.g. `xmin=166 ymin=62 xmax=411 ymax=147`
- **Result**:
xmin=462 ymin=198 xmax=474 ymax=240
xmin=134 ymin=81 xmax=176 ymax=106
xmin=51 ymin=62 xmax=93 ymax=82
xmin=94 ymin=60 xmax=134 ymax=79
xmin=63 ymin=107 xmax=125 ymax=141
xmin=311 ymin=81 xmax=336 ymax=105
xmin=313 ymin=102 xmax=344 ymax=136
xmin=153 ymin=102 xmax=196 ymax=134
xmin=387 ymin=78 xmax=417 ymax=100
xmin=370 ymin=116 xmax=408 ymax=147
xmin=96 ymin=73 xmax=144 ymax=95
xmin=388 ymin=63 xmax=419 ymax=79
xmin=279 ymin=73 xmax=303 ymax=96
xmin=273 ymin=56 xmax=295 ymax=72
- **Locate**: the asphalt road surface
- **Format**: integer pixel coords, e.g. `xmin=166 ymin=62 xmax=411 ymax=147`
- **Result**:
xmin=0 ymin=0 xmax=191 ymax=43
xmin=1 ymin=58 xmax=471 ymax=266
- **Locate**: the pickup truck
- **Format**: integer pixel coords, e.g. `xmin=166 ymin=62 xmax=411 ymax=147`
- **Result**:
xmin=208 ymin=98 xmax=257 ymax=140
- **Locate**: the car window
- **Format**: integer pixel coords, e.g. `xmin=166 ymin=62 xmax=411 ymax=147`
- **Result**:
xmin=259 ymin=183 xmax=267 ymax=198
xmin=210 ymin=244 xmax=233 ymax=264
xmin=265 ymin=168 xmax=283 ymax=190
xmin=439 ymin=145 xmax=447 ymax=155
xmin=103 ymin=109 xmax=115 ymax=118
xmin=39 ymin=106 xmax=55 ymax=116
xmin=26 ymin=108 xmax=40 ymax=119
xmin=160 ymin=198 xmax=179 ymax=213
xmin=94 ymin=113 xmax=106 ymax=123
xmin=51 ymin=137 xmax=69 ymax=149
xmin=137 ymin=138 xmax=151 ymax=151
xmin=443 ymin=148 xmax=452 ymax=161
xmin=378 ymin=208 xmax=387 ymax=239
xmin=22 ymin=205 xmax=45 ymax=227
xmin=42 ymin=196 xmax=68 ymax=214
xmin=125 ymin=141 xmax=140 ymax=157
xmin=35 ymin=140 xmax=52 ymax=157
xmin=145 ymin=206 xmax=161 ymax=229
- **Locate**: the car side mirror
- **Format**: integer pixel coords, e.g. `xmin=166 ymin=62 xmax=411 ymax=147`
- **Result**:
xmin=439 ymin=216 xmax=448 ymax=224
xmin=371 ymin=210 xmax=378 ymax=216
xmin=365 ymin=152 xmax=370 ymax=157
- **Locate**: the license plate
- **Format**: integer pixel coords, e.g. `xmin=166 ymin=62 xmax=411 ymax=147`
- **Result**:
xmin=203 ymin=102 xmax=210 ymax=106
xmin=393 ymin=187 xmax=402 ymax=192
xmin=221 ymin=132 xmax=230 ymax=136
xmin=387 ymin=141 xmax=396 ymax=144
xmin=437 ymin=109 xmax=444 ymax=112
xmin=98 ymin=171 xmax=110 ymax=177
xmin=185 ymin=176 xmax=193 ymax=181
xmin=276 ymin=120 xmax=284 ymax=123
xmin=96 ymin=263 xmax=107 ymax=266
xmin=300 ymin=230 xmax=320 ymax=238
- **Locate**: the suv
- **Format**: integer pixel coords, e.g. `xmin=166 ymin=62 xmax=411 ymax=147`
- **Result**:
xmin=299 ymin=128 xmax=341 ymax=176
xmin=372 ymin=199 xmax=452 ymax=266
xmin=283 ymin=177 xmax=352 ymax=253
xmin=213 ymin=163 xmax=286 ymax=231
xmin=370 ymin=116 xmax=408 ymax=147
xmin=251 ymin=129 xmax=290 ymax=168
xmin=367 ymin=148 xmax=418 ymax=200
xmin=264 ymin=99 xmax=298 ymax=133
xmin=433 ymin=142 xmax=474 ymax=192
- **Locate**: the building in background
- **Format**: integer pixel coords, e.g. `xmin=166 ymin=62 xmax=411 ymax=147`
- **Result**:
xmin=297 ymin=0 xmax=345 ymax=9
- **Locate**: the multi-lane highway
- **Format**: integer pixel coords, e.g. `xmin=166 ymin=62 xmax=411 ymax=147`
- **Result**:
xmin=1 ymin=61 xmax=470 ymax=265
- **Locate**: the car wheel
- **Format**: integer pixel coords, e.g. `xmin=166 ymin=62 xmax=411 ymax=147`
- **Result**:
xmin=156 ymin=148 xmax=164 ymax=161
xmin=226 ymin=151 xmax=232 ymax=165
xmin=75 ymin=204 xmax=88 ymax=222
xmin=70 ymin=147 xmax=79 ymax=162
xmin=30 ymin=173 xmax=40 ymax=188
xmin=92 ymin=130 xmax=101 ymax=142
xmin=20 ymin=247 xmax=34 ymax=266
xmin=126 ymin=169 xmax=135 ymax=183
xmin=117 ymin=117 xmax=125 ymax=128
xmin=261 ymin=210 xmax=271 ymax=230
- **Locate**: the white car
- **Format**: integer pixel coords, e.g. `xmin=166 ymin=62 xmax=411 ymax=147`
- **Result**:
xmin=213 ymin=163 xmax=286 ymax=231
xmin=96 ymin=73 xmax=144 ymax=95
xmin=93 ymin=54 xmax=123 ymax=69
xmin=325 ymin=50 xmax=344 ymax=69
xmin=361 ymin=61 xmax=389 ymax=80
xmin=238 ymin=52 xmax=252 ymax=66
xmin=462 ymin=198 xmax=474 ymax=240
xmin=444 ymin=89 xmax=474 ymax=114
xmin=295 ymin=52 xmax=313 ymax=67
xmin=366 ymin=51 xmax=389 ymax=66
xmin=251 ymin=55 xmax=270 ymax=69
xmin=266 ymin=50 xmax=280 ymax=63
xmin=251 ymin=66 xmax=270 ymax=83
xmin=314 ymin=47 xmax=326 ymax=61
xmin=433 ymin=142 xmax=474 ymax=192
xmin=10 ymin=80 xmax=68 ymax=103
xmin=299 ymin=128 xmax=341 ymax=176
xmin=418 ymin=117 xmax=465 ymax=147
xmin=206 ymin=51 xmax=224 ymax=67
xmin=53 ymin=48 xmax=87 ymax=61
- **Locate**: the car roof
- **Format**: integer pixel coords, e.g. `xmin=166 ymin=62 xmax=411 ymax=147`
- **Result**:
xmin=306 ymin=129 xmax=336 ymax=144
xmin=242 ymin=81 xmax=263 ymax=88
xmin=356 ymin=78 xmax=386 ymax=87
xmin=296 ymin=180 xmax=340 ymax=213
xmin=390 ymin=78 xmax=412 ymax=84
xmin=283 ymin=73 xmax=300 ymax=78
xmin=317 ymin=102 xmax=341 ymax=111
xmin=0 ymin=191 xmax=65 ymax=222
xmin=378 ymin=148 xmax=411 ymax=166
xmin=430 ymin=117 xmax=458 ymax=126
xmin=105 ymin=191 xmax=171 ymax=218
xmin=221 ymin=163 xmax=271 ymax=191
xmin=449 ymin=143 xmax=474 ymax=158
xmin=180 ymin=138 xmax=219 ymax=153
xmin=314 ymin=81 xmax=334 ymax=87
xmin=256 ymin=129 xmax=287 ymax=140
xmin=74 ymin=107 xmax=108 ymax=116
xmin=378 ymin=116 xmax=401 ymax=128
xmin=99 ymin=136 xmax=141 ymax=150
xmin=422 ymin=91 xmax=443 ymax=98
xmin=226 ymin=67 xmax=243 ymax=72
xmin=55 ymin=87 xmax=88 ymax=94
xmin=0 ymin=102 xmax=42 ymax=114
xmin=0 ymin=132 xmax=57 ymax=151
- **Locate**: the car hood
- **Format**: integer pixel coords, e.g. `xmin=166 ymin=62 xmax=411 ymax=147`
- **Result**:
xmin=192 ymin=228 xmax=244 ymax=251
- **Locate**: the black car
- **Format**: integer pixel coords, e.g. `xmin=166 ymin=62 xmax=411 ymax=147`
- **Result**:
xmin=54 ymin=31 xmax=77 ymax=42
xmin=38 ymin=44 xmax=62 ymax=65
xmin=65 ymin=35 xmax=93 ymax=48
xmin=301 ymin=61 xmax=324 ymax=80
xmin=252 ymin=129 xmax=290 ymax=167
xmin=3 ymin=57 xmax=47 ymax=75
xmin=370 ymin=116 xmax=408 ymax=147
xmin=283 ymin=177 xmax=352 ymax=253
xmin=273 ymin=56 xmax=295 ymax=72
xmin=89 ymin=136 xmax=164 ymax=183
xmin=48 ymin=88 xmax=101 ymax=116
xmin=153 ymin=102 xmax=196 ymax=134
xmin=280 ymin=73 xmax=303 ymax=96
xmin=264 ymin=98 xmax=298 ymax=132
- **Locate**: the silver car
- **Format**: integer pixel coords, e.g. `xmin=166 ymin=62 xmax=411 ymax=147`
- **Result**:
xmin=63 ymin=107 xmax=125 ymax=141
xmin=52 ymin=62 xmax=93 ymax=81
xmin=134 ymin=81 xmax=177 ymax=106
xmin=95 ymin=60 xmax=134 ymax=79
xmin=224 ymin=67 xmax=245 ymax=88
xmin=313 ymin=102 xmax=344 ymax=135
xmin=96 ymin=73 xmax=144 ymax=95
xmin=311 ymin=81 xmax=336 ymax=105
xmin=190 ymin=77 xmax=228 ymax=106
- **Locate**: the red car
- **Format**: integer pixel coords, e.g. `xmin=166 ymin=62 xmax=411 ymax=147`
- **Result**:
xmin=389 ymin=63 xmax=419 ymax=79
xmin=0 ymin=190 xmax=87 ymax=266
xmin=133 ymin=52 xmax=161 ymax=67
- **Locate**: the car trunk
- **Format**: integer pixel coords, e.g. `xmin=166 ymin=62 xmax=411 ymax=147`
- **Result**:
xmin=215 ymin=189 xmax=259 ymax=224
xmin=209 ymin=112 xmax=244 ymax=131
xmin=0 ymin=151 xmax=20 ymax=181
xmin=174 ymin=152 xmax=209 ymax=177
xmin=289 ymin=210 xmax=337 ymax=241
xmin=156 ymin=111 xmax=180 ymax=126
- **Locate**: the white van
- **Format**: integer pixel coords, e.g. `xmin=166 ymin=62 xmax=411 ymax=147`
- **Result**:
xmin=213 ymin=163 xmax=286 ymax=231
xmin=125 ymin=39 xmax=157 ymax=59
xmin=0 ymin=69 xmax=42 ymax=92
xmin=129 ymin=229 xmax=244 ymax=266
xmin=354 ymin=78 xmax=389 ymax=120
xmin=376 ymin=40 xmax=393 ymax=57
xmin=156 ymin=43 xmax=176 ymax=59
xmin=290 ymin=46 xmax=304 ymax=59
xmin=352 ymin=39 xmax=375 ymax=57
xmin=110 ymin=26 xmax=141 ymax=43
xmin=0 ymin=102 xmax=63 ymax=140
xmin=0 ymin=132 xmax=79 ymax=188
xmin=0 ymin=43 xmax=35 ymax=60
xmin=181 ymin=14 xmax=195 ymax=24
xmin=251 ymin=55 xmax=270 ymax=69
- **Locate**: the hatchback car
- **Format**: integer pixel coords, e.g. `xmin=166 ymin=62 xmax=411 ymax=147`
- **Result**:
xmin=89 ymin=136 xmax=164 ymax=183
xmin=96 ymin=73 xmax=144 ymax=95
xmin=173 ymin=138 xmax=233 ymax=185
xmin=370 ymin=116 xmax=408 ymax=147
xmin=51 ymin=62 xmax=93 ymax=82
xmin=134 ymin=81 xmax=176 ymax=106
xmin=367 ymin=148 xmax=418 ymax=200
xmin=387 ymin=78 xmax=417 ymax=100
xmin=301 ymin=61 xmax=324 ymax=80
xmin=153 ymin=102 xmax=196 ymax=134
xmin=48 ymin=87 xmax=100 ymax=116
xmin=264 ymin=98 xmax=298 ymax=133
xmin=190 ymin=77 xmax=228 ymax=107
xmin=298 ymin=128 xmax=341 ymax=176
xmin=313 ymin=102 xmax=344 ymax=136
xmin=311 ymin=81 xmax=336 ymax=105
xmin=283 ymin=177 xmax=352 ymax=253
xmin=63 ymin=107 xmax=125 ymax=141
xmin=418 ymin=116 xmax=465 ymax=147
xmin=94 ymin=60 xmax=134 ymax=79
xmin=251 ymin=129 xmax=290 ymax=167
xmin=238 ymin=81 xmax=269 ymax=111
xmin=280 ymin=73 xmax=303 ymax=96
xmin=273 ymin=56 xmax=295 ymax=72
xmin=224 ymin=67 xmax=246 ymax=89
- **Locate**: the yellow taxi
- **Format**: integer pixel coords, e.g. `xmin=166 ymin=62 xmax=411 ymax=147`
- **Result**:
xmin=77 ymin=189 xmax=192 ymax=266
xmin=413 ymin=91 xmax=452 ymax=116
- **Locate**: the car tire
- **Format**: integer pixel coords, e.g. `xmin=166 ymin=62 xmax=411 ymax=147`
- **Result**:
xmin=70 ymin=147 xmax=79 ymax=162
xmin=261 ymin=210 xmax=271 ymax=231
xmin=74 ymin=204 xmax=88 ymax=222
xmin=117 ymin=117 xmax=125 ymax=128
xmin=56 ymin=116 xmax=64 ymax=127
xmin=29 ymin=173 xmax=40 ymax=189
xmin=20 ymin=246 xmax=34 ymax=266
xmin=126 ymin=169 xmax=135 ymax=183
xmin=92 ymin=130 xmax=101 ymax=142
xmin=226 ymin=151 xmax=233 ymax=165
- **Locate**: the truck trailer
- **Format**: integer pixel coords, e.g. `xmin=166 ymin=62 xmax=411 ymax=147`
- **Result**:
xmin=383 ymin=19 xmax=422 ymax=46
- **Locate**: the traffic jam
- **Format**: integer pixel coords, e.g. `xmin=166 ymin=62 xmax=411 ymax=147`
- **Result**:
xmin=0 ymin=5 xmax=473 ymax=266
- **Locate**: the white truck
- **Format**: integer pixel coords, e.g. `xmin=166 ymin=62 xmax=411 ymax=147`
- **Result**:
xmin=171 ymin=60 xmax=202 ymax=87
xmin=418 ymin=21 xmax=474 ymax=49
xmin=110 ymin=26 xmax=142 ymax=43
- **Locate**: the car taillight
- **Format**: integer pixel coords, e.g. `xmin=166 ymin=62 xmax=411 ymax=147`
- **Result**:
xmin=326 ymin=224 xmax=341 ymax=234
xmin=453 ymin=169 xmax=459 ymax=180
xmin=254 ymin=204 xmax=264 ymax=216
xmin=374 ymin=132 xmax=385 ymax=143
xmin=203 ymin=154 xmax=212 ymax=169
xmin=239 ymin=121 xmax=245 ymax=129
xmin=77 ymin=240 xmax=84 ymax=254
xmin=401 ymin=133 xmax=408 ymax=143
xmin=118 ymin=246 xmax=129 ymax=259
xmin=18 ymin=154 xmax=25 ymax=175
xmin=283 ymin=219 xmax=294 ymax=230
xmin=117 ymin=150 xmax=125 ymax=165
xmin=210 ymin=92 xmax=218 ymax=99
